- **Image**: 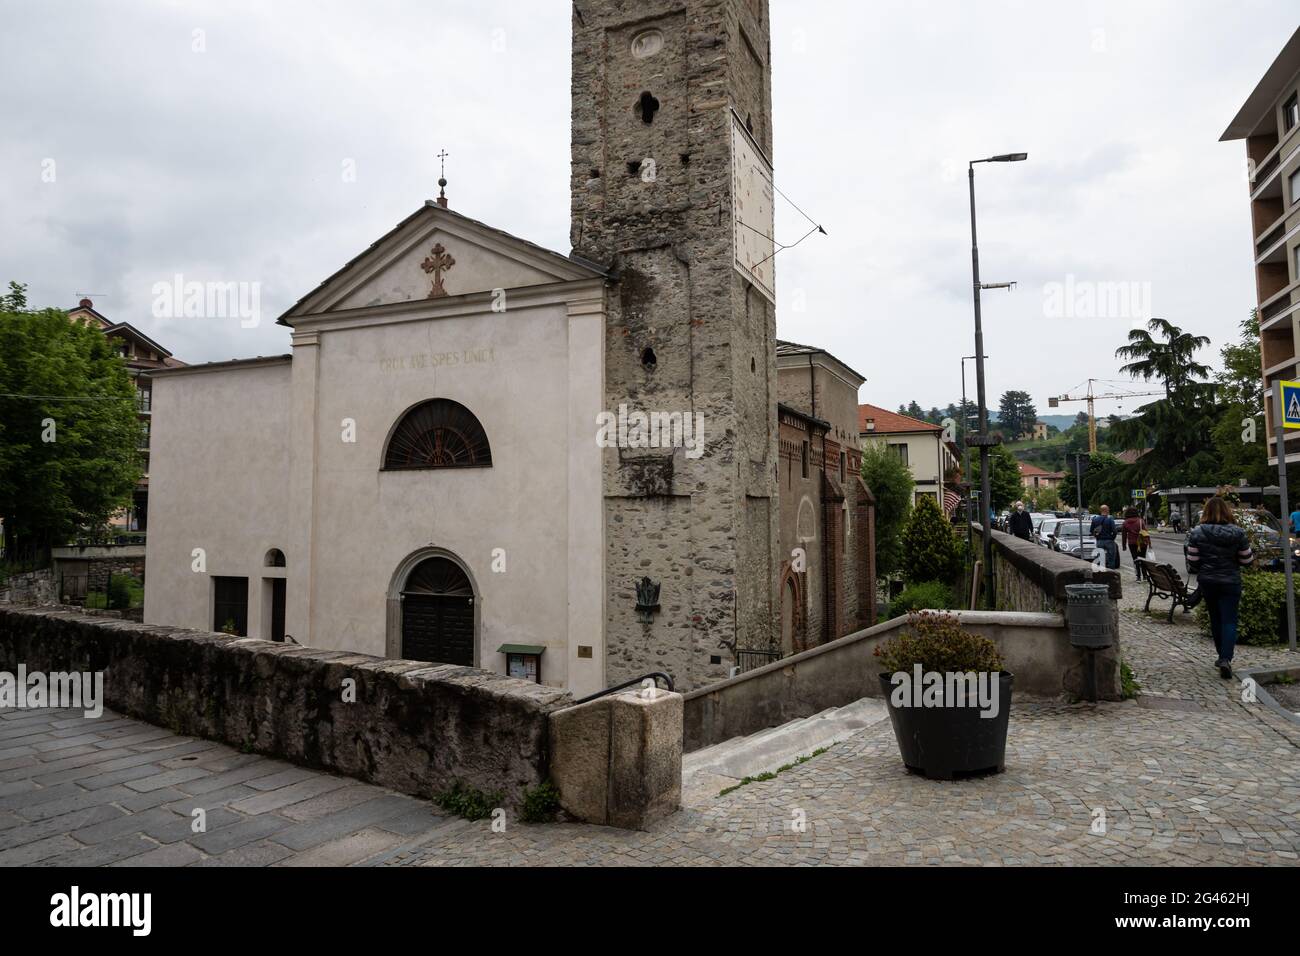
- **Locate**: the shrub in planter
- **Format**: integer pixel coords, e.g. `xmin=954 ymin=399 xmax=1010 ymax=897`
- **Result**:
xmin=1193 ymin=569 xmax=1288 ymax=647
xmin=889 ymin=581 xmax=954 ymax=617
xmin=874 ymin=611 xmax=1012 ymax=779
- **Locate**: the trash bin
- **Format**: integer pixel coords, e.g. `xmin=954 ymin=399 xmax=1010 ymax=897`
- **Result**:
xmin=1064 ymin=583 xmax=1114 ymax=649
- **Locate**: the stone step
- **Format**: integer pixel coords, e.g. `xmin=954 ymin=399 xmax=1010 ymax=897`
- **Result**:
xmin=683 ymin=697 xmax=888 ymax=793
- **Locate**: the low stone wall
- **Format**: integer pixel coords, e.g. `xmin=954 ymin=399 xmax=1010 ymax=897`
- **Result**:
xmin=0 ymin=568 xmax=56 ymax=606
xmin=52 ymin=546 xmax=146 ymax=604
xmin=0 ymin=606 xmax=567 ymax=809
xmin=86 ymin=557 xmax=146 ymax=593
xmin=973 ymin=524 xmax=1122 ymax=612
xmin=0 ymin=605 xmax=687 ymax=827
xmin=684 ymin=609 xmax=1119 ymax=751
xmin=550 ymin=689 xmax=682 ymax=829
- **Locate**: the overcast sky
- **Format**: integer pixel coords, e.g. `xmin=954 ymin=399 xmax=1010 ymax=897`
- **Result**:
xmin=3 ymin=1 xmax=1295 ymax=419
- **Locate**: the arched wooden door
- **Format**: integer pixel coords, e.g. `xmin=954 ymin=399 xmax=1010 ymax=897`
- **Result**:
xmin=400 ymin=556 xmax=475 ymax=665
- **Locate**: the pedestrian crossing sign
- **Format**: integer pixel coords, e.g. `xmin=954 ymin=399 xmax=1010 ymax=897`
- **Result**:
xmin=1283 ymin=381 xmax=1300 ymax=430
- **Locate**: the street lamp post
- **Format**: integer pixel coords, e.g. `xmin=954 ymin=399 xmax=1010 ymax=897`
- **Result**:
xmin=968 ymin=153 xmax=1027 ymax=609
xmin=960 ymin=355 xmax=984 ymax=560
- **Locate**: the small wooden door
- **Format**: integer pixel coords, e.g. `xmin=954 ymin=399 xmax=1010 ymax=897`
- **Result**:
xmin=400 ymin=557 xmax=474 ymax=665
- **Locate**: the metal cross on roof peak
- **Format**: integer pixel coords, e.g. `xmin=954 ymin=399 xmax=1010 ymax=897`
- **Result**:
xmin=436 ymin=149 xmax=449 ymax=207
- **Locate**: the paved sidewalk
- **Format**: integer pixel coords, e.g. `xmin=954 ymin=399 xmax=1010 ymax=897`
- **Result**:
xmin=2 ymin=556 xmax=1297 ymax=867
xmin=0 ymin=709 xmax=448 ymax=866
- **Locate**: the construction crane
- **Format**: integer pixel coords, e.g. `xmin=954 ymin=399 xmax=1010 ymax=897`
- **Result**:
xmin=1048 ymin=378 xmax=1163 ymax=453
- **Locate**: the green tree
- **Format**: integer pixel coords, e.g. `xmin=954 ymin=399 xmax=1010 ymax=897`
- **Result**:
xmin=1213 ymin=311 xmax=1269 ymax=486
xmin=1115 ymin=317 xmax=1212 ymax=400
xmin=901 ymin=495 xmax=961 ymax=585
xmin=1 ymin=282 xmax=28 ymax=311
xmin=1110 ymin=317 xmax=1221 ymax=486
xmin=861 ymin=443 xmax=914 ymax=577
xmin=997 ymin=390 xmax=1037 ymax=440
xmin=0 ymin=292 xmax=141 ymax=562
xmin=969 ymin=444 xmax=1024 ymax=511
xmin=1058 ymin=453 xmax=1129 ymax=512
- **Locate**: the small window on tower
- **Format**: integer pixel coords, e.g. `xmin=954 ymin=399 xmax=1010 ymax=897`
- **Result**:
xmin=801 ymin=441 xmax=809 ymax=479
xmin=635 ymin=91 xmax=661 ymax=125
xmin=641 ymin=347 xmax=657 ymax=368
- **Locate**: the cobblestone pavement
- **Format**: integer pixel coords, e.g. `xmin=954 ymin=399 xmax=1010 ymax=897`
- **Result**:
xmin=382 ymin=556 xmax=1300 ymax=867
xmin=3 ymin=554 xmax=1298 ymax=867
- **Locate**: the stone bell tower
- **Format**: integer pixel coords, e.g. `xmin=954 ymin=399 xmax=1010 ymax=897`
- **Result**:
xmin=571 ymin=0 xmax=779 ymax=690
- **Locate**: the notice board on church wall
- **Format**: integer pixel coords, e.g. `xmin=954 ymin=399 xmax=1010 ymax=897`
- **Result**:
xmin=731 ymin=112 xmax=776 ymax=303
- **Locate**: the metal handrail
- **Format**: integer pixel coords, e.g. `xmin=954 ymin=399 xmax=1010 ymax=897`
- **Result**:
xmin=570 ymin=672 xmax=674 ymax=706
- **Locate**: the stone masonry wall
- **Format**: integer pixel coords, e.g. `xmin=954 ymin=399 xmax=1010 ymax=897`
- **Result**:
xmin=0 ymin=568 xmax=56 ymax=606
xmin=973 ymin=524 xmax=1123 ymax=613
xmin=86 ymin=557 xmax=146 ymax=594
xmin=0 ymin=606 xmax=570 ymax=808
xmin=573 ymin=0 xmax=779 ymax=691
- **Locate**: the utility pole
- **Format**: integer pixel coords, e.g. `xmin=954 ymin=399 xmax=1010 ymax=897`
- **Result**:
xmin=1072 ymin=453 xmax=1087 ymax=542
xmin=960 ymin=355 xmax=982 ymax=561
xmin=968 ymin=153 xmax=1026 ymax=609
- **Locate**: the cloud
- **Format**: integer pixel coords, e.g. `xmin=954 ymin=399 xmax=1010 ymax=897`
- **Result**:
xmin=0 ymin=0 xmax=1289 ymax=419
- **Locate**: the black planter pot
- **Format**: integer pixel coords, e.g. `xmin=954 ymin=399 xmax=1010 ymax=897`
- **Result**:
xmin=878 ymin=671 xmax=1013 ymax=780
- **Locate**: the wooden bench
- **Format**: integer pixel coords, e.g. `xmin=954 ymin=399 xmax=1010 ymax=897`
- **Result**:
xmin=1138 ymin=559 xmax=1199 ymax=623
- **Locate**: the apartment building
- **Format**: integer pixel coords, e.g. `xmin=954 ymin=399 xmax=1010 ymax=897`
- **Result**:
xmin=1018 ymin=461 xmax=1064 ymax=491
xmin=1222 ymin=26 xmax=1300 ymax=465
xmin=68 ymin=297 xmax=185 ymax=530
xmin=858 ymin=403 xmax=960 ymax=510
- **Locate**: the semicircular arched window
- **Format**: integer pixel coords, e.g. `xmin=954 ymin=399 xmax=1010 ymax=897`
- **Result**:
xmin=383 ymin=398 xmax=493 ymax=470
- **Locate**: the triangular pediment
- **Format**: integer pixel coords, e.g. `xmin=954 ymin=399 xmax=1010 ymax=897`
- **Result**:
xmin=280 ymin=202 xmax=604 ymax=323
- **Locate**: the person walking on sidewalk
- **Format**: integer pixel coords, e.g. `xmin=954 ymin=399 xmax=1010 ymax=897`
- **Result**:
xmin=1121 ymin=506 xmax=1148 ymax=580
xmin=1186 ymin=496 xmax=1255 ymax=680
xmin=1090 ymin=505 xmax=1120 ymax=569
xmin=1008 ymin=500 xmax=1035 ymax=541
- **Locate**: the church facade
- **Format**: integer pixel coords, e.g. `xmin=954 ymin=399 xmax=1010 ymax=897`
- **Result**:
xmin=144 ymin=0 xmax=872 ymax=696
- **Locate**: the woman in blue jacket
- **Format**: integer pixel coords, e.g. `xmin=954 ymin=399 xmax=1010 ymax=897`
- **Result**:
xmin=1185 ymin=497 xmax=1255 ymax=679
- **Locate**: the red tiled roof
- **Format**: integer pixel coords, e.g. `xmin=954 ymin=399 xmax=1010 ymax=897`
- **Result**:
xmin=1018 ymin=461 xmax=1065 ymax=479
xmin=858 ymin=403 xmax=942 ymax=435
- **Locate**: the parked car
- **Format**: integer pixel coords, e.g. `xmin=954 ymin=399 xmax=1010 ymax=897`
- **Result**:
xmin=1051 ymin=519 xmax=1097 ymax=561
xmin=1037 ymin=517 xmax=1064 ymax=547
